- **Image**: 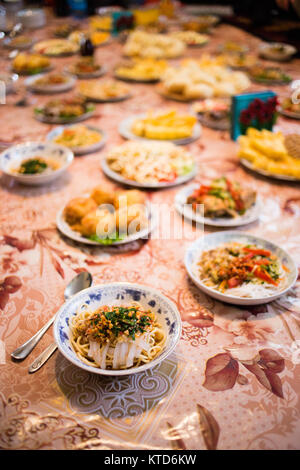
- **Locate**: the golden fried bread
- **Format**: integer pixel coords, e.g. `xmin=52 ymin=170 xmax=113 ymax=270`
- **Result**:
xmin=64 ymin=197 xmax=97 ymax=225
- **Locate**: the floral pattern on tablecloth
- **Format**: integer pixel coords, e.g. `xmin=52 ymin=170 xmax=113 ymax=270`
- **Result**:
xmin=0 ymin=10 xmax=300 ymax=450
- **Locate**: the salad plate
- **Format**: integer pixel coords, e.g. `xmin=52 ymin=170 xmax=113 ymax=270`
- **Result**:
xmin=175 ymin=184 xmax=261 ymax=227
xmin=185 ymin=231 xmax=297 ymax=306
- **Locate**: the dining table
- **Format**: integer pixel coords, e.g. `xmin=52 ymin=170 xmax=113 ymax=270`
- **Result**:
xmin=1 ymin=8 xmax=300 ymax=451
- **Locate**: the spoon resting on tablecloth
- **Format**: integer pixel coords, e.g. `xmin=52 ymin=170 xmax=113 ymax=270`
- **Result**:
xmin=11 ymin=271 xmax=92 ymax=361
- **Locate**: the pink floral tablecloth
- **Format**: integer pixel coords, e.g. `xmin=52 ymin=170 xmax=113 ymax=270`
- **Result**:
xmin=1 ymin=12 xmax=300 ymax=450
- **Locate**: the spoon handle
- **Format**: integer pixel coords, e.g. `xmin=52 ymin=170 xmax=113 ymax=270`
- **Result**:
xmin=11 ymin=315 xmax=55 ymax=360
xmin=28 ymin=343 xmax=57 ymax=374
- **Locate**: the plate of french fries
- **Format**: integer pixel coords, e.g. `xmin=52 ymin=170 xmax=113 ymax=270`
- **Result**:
xmin=119 ymin=110 xmax=201 ymax=145
xmin=238 ymin=128 xmax=300 ymax=182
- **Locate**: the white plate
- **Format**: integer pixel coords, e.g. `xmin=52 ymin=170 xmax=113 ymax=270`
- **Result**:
xmin=278 ymin=107 xmax=300 ymax=121
xmin=53 ymin=282 xmax=182 ymax=376
xmin=240 ymin=158 xmax=300 ymax=183
xmin=25 ymin=73 xmax=77 ymax=94
xmin=102 ymin=157 xmax=197 ymax=189
xmin=3 ymin=36 xmax=34 ymax=50
xmin=0 ymin=141 xmax=73 ymax=186
xmin=65 ymin=64 xmax=107 ymax=79
xmin=34 ymin=106 xmax=95 ymax=124
xmin=119 ymin=114 xmax=202 ymax=145
xmin=249 ymin=75 xmax=292 ymax=86
xmin=185 ymin=231 xmax=297 ymax=306
xmin=175 ymin=184 xmax=261 ymax=227
xmin=11 ymin=65 xmax=53 ymax=76
xmin=79 ymin=91 xmax=132 ymax=103
xmin=47 ymin=125 xmax=107 ymax=155
xmin=56 ymin=201 xmax=157 ymax=246
xmin=196 ymin=113 xmax=230 ymax=130
xmin=33 ymin=39 xmax=79 ymax=57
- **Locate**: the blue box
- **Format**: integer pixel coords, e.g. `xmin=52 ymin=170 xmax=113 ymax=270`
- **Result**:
xmin=231 ymin=91 xmax=277 ymax=141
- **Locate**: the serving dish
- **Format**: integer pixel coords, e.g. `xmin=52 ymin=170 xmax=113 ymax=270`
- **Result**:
xmin=0 ymin=142 xmax=73 ymax=186
xmin=175 ymin=184 xmax=261 ymax=227
xmin=240 ymin=158 xmax=300 ymax=183
xmin=33 ymin=39 xmax=79 ymax=57
xmin=47 ymin=125 xmax=106 ymax=155
xmin=185 ymin=231 xmax=297 ymax=305
xmin=56 ymin=194 xmax=157 ymax=247
xmin=119 ymin=113 xmax=201 ymax=145
xmin=248 ymin=66 xmax=292 ymax=85
xmin=65 ymin=60 xmax=106 ymax=79
xmin=53 ymin=282 xmax=182 ymax=376
xmin=34 ymin=97 xmax=95 ymax=124
xmin=259 ymin=42 xmax=297 ymax=62
xmin=78 ymin=80 xmax=132 ymax=103
xmin=12 ymin=52 xmax=52 ymax=76
xmin=3 ymin=35 xmax=34 ymax=50
xmin=278 ymin=98 xmax=300 ymax=120
xmin=238 ymin=128 xmax=300 ymax=181
xmin=25 ymin=73 xmax=77 ymax=94
xmin=0 ymin=72 xmax=19 ymax=93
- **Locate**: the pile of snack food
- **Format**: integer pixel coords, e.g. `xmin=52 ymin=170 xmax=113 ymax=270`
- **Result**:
xmin=131 ymin=110 xmax=197 ymax=140
xmin=123 ymin=31 xmax=185 ymax=59
xmin=170 ymin=30 xmax=209 ymax=46
xmin=64 ymin=186 xmax=148 ymax=242
xmin=12 ymin=52 xmax=51 ymax=74
xmin=160 ymin=57 xmax=250 ymax=100
xmin=115 ymin=58 xmax=167 ymax=82
xmin=106 ymin=140 xmax=195 ymax=184
xmin=238 ymin=128 xmax=300 ymax=178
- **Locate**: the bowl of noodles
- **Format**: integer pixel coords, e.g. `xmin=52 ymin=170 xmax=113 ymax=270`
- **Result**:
xmin=185 ymin=231 xmax=297 ymax=306
xmin=53 ymin=282 xmax=182 ymax=375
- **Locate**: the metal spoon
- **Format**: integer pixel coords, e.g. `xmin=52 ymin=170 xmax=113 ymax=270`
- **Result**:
xmin=11 ymin=271 xmax=92 ymax=361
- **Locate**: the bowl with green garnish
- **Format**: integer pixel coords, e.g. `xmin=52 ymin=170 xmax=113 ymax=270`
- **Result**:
xmin=0 ymin=141 xmax=74 ymax=186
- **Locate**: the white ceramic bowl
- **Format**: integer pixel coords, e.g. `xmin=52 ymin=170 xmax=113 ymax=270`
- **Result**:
xmin=259 ymin=42 xmax=297 ymax=62
xmin=53 ymin=282 xmax=182 ymax=376
xmin=0 ymin=72 xmax=19 ymax=94
xmin=0 ymin=142 xmax=73 ymax=186
xmin=185 ymin=231 xmax=297 ymax=306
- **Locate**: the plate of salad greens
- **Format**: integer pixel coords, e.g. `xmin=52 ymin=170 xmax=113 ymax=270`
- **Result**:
xmin=248 ymin=66 xmax=292 ymax=85
xmin=34 ymin=96 xmax=95 ymax=124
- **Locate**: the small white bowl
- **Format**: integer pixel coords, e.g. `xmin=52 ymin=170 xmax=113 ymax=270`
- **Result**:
xmin=53 ymin=282 xmax=182 ymax=376
xmin=0 ymin=72 xmax=19 ymax=94
xmin=0 ymin=142 xmax=73 ymax=186
xmin=185 ymin=231 xmax=297 ymax=306
xmin=259 ymin=42 xmax=297 ymax=62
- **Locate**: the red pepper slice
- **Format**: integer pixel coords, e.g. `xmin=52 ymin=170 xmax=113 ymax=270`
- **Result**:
xmin=243 ymin=247 xmax=271 ymax=257
xmin=253 ymin=267 xmax=278 ymax=286
xmin=225 ymin=178 xmax=245 ymax=212
xmin=159 ymin=171 xmax=177 ymax=183
xmin=227 ymin=277 xmax=242 ymax=288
